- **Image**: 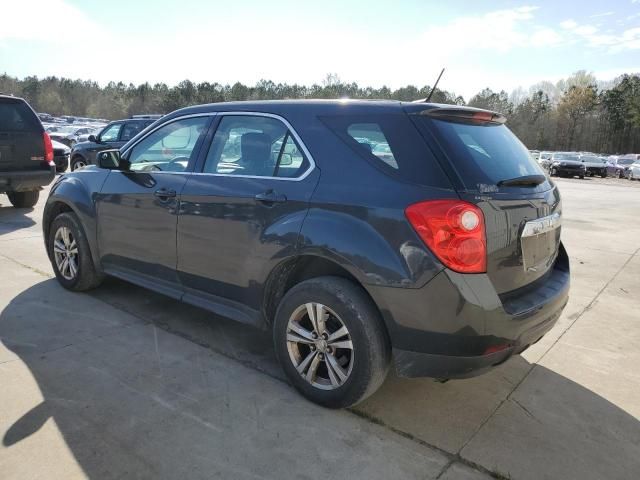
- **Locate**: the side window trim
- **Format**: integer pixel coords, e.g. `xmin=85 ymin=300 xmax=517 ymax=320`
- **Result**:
xmin=194 ymin=111 xmax=316 ymax=182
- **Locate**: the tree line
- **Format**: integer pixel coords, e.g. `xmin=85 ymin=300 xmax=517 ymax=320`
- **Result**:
xmin=1 ymin=71 xmax=639 ymax=154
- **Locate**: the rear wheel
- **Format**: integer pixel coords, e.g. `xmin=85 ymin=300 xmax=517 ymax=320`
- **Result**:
xmin=48 ymin=212 xmax=103 ymax=291
xmin=273 ymin=276 xmax=390 ymax=408
xmin=7 ymin=190 xmax=39 ymax=208
xmin=579 ymin=174 xmax=585 ymax=179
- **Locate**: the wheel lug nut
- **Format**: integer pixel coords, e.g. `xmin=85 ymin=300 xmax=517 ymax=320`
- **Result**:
xmin=310 ymin=345 xmax=315 ymax=351
xmin=322 ymin=333 xmax=328 ymax=340
xmin=319 ymin=353 xmax=324 ymax=359
xmin=312 ymin=332 xmax=318 ymax=339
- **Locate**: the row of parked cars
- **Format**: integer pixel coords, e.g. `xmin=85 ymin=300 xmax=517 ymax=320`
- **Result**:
xmin=38 ymin=114 xmax=162 ymax=173
xmin=530 ymin=150 xmax=640 ymax=180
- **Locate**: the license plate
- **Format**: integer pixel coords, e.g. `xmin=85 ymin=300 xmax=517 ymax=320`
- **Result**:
xmin=521 ymin=213 xmax=561 ymax=273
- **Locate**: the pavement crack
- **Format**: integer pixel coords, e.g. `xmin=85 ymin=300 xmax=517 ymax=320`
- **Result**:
xmin=511 ymin=398 xmax=541 ymax=424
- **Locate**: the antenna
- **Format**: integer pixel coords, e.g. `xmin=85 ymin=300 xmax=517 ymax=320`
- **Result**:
xmin=425 ymin=68 xmax=445 ymax=103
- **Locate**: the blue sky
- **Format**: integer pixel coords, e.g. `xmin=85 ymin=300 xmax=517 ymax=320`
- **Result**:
xmin=1 ymin=0 xmax=639 ymax=99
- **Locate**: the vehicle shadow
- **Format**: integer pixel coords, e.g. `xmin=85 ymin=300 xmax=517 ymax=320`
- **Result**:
xmin=1 ymin=279 xmax=639 ymax=479
xmin=0 ymin=198 xmax=36 ymax=235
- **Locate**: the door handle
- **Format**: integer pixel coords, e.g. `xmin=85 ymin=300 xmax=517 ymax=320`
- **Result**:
xmin=255 ymin=190 xmax=287 ymax=204
xmin=154 ymin=188 xmax=176 ymax=198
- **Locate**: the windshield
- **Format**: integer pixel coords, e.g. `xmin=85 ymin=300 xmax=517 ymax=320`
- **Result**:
xmin=618 ymin=159 xmax=634 ymax=165
xmin=424 ymin=118 xmax=544 ymax=190
xmin=581 ymin=156 xmax=602 ymax=163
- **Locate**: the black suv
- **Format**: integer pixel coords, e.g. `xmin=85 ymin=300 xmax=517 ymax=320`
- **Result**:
xmin=43 ymin=101 xmax=570 ymax=408
xmin=69 ymin=117 xmax=156 ymax=171
xmin=1 ymin=94 xmax=55 ymax=208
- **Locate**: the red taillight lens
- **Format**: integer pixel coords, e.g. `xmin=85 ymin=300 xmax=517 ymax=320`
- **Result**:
xmin=43 ymin=132 xmax=54 ymax=164
xmin=405 ymin=199 xmax=486 ymax=273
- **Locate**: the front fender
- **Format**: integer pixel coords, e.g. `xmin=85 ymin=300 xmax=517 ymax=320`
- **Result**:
xmin=43 ymin=168 xmax=111 ymax=269
xmin=298 ymin=208 xmax=443 ymax=288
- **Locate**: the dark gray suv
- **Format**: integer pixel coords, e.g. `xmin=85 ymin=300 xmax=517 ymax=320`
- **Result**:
xmin=43 ymin=100 xmax=570 ymax=408
xmin=69 ymin=118 xmax=156 ymax=171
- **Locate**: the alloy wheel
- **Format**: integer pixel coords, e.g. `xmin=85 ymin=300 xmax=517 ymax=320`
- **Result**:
xmin=73 ymin=159 xmax=87 ymax=170
xmin=53 ymin=226 xmax=79 ymax=280
xmin=286 ymin=303 xmax=354 ymax=390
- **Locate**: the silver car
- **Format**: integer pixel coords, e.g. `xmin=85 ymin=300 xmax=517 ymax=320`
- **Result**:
xmin=628 ymin=161 xmax=640 ymax=180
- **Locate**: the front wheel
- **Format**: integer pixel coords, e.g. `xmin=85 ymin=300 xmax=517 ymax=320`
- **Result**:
xmin=273 ymin=276 xmax=390 ymax=408
xmin=48 ymin=212 xmax=104 ymax=291
xmin=71 ymin=156 xmax=88 ymax=171
xmin=7 ymin=190 xmax=39 ymax=208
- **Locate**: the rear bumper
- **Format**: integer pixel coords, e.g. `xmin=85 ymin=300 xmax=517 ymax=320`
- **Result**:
xmin=368 ymin=243 xmax=570 ymax=379
xmin=0 ymin=166 xmax=56 ymax=192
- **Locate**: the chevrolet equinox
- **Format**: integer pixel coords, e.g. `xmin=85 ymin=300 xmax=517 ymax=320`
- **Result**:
xmin=43 ymin=100 xmax=570 ymax=408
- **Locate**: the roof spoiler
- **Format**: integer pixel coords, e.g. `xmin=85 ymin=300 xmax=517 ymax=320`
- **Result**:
xmin=418 ymin=107 xmax=507 ymax=125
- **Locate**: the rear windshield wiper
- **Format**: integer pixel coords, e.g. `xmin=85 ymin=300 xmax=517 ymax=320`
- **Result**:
xmin=497 ymin=174 xmax=546 ymax=187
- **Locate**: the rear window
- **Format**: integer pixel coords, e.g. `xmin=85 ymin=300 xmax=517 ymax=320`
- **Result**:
xmin=420 ymin=117 xmax=544 ymax=191
xmin=320 ymin=114 xmax=449 ymax=186
xmin=0 ymin=99 xmax=41 ymax=132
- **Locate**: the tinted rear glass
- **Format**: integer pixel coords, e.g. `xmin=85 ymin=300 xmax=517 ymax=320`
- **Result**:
xmin=0 ymin=99 xmax=41 ymax=132
xmin=320 ymin=114 xmax=449 ymax=187
xmin=419 ymin=117 xmax=545 ymax=191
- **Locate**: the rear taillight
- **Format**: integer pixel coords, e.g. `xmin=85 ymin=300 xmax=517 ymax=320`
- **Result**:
xmin=43 ymin=132 xmax=54 ymax=165
xmin=405 ymin=199 xmax=486 ymax=273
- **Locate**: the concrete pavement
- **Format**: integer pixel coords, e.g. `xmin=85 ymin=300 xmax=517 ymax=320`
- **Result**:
xmin=0 ymin=177 xmax=639 ymax=479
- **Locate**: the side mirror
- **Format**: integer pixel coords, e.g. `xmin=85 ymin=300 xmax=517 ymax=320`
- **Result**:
xmin=88 ymin=134 xmax=97 ymax=143
xmin=279 ymin=153 xmax=293 ymax=166
xmin=97 ymin=149 xmax=122 ymax=170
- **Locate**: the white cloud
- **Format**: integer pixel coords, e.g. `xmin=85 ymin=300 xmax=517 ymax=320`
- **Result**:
xmin=418 ymin=6 xmax=540 ymax=55
xmin=590 ymin=11 xmax=615 ymax=18
xmin=560 ymin=20 xmax=578 ymax=29
xmin=559 ymin=19 xmax=640 ymax=51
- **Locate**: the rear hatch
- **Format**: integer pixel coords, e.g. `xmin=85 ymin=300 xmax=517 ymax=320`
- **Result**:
xmin=0 ymin=97 xmax=46 ymax=172
xmin=408 ymin=106 xmax=561 ymax=294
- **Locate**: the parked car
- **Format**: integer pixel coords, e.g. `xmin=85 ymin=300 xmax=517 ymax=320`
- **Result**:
xmin=43 ymin=100 xmax=569 ymax=408
xmin=0 ymin=94 xmax=55 ymax=208
xmin=628 ymin=161 xmax=640 ymax=180
xmin=617 ymin=155 xmax=640 ymax=178
xmin=549 ymin=152 xmax=586 ymax=179
xmin=538 ymin=151 xmax=553 ymax=170
xmin=69 ymin=117 xmax=156 ymax=171
xmin=51 ymin=139 xmax=70 ymax=173
xmin=49 ymin=126 xmax=95 ymax=148
xmin=579 ymin=154 xmax=608 ymax=178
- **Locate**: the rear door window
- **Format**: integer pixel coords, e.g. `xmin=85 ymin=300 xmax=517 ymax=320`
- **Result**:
xmin=0 ymin=100 xmax=41 ymax=132
xmin=121 ymin=122 xmax=145 ymax=142
xmin=417 ymin=117 xmax=545 ymax=191
xmin=320 ymin=114 xmax=449 ymax=187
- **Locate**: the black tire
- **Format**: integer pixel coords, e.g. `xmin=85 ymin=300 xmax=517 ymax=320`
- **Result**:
xmin=7 ymin=190 xmax=39 ymax=208
xmin=617 ymin=170 xmax=623 ymax=179
xmin=71 ymin=156 xmax=88 ymax=171
xmin=273 ymin=276 xmax=391 ymax=409
xmin=550 ymin=168 xmax=557 ymax=177
xmin=48 ymin=212 xmax=104 ymax=291
xmin=579 ymin=174 xmax=585 ymax=179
